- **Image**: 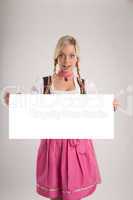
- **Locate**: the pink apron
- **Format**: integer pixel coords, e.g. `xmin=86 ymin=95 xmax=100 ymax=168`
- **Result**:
xmin=36 ymin=139 xmax=102 ymax=200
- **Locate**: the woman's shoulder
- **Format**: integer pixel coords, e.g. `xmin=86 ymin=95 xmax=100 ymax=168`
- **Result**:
xmin=81 ymin=76 xmax=98 ymax=94
xmin=31 ymin=76 xmax=44 ymax=94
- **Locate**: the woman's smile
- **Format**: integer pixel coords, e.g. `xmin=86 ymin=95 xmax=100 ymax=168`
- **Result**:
xmin=62 ymin=65 xmax=72 ymax=70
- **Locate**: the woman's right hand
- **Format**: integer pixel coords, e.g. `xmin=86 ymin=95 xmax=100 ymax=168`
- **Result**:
xmin=2 ymin=90 xmax=22 ymax=107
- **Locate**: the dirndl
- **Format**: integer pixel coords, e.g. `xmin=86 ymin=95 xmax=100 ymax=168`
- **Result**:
xmin=36 ymin=139 xmax=102 ymax=200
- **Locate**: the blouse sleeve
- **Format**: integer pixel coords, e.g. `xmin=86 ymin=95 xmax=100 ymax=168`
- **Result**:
xmin=31 ymin=78 xmax=44 ymax=94
xmin=85 ymin=79 xmax=98 ymax=94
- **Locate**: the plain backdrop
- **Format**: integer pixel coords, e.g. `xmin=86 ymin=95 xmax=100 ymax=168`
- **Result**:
xmin=0 ymin=0 xmax=133 ymax=200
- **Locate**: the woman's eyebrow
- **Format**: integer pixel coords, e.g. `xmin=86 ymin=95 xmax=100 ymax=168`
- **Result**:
xmin=60 ymin=52 xmax=76 ymax=55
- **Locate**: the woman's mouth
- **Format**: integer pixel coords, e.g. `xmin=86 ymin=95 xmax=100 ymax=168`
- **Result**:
xmin=62 ymin=65 xmax=71 ymax=69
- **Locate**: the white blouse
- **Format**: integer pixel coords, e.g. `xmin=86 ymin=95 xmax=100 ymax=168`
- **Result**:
xmin=51 ymin=75 xmax=80 ymax=94
xmin=31 ymin=75 xmax=97 ymax=94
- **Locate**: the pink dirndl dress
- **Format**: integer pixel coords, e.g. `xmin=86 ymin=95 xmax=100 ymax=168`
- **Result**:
xmin=35 ymin=77 xmax=102 ymax=200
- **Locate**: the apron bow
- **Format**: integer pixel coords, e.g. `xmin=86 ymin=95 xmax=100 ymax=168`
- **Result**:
xmin=68 ymin=139 xmax=88 ymax=154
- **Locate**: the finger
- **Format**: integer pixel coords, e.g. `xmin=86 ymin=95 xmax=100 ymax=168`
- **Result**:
xmin=113 ymin=103 xmax=121 ymax=107
xmin=113 ymin=105 xmax=118 ymax=112
xmin=4 ymin=91 xmax=10 ymax=98
xmin=112 ymin=101 xmax=121 ymax=106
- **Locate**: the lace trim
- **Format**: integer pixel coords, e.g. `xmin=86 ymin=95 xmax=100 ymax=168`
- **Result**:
xmin=37 ymin=183 xmax=97 ymax=194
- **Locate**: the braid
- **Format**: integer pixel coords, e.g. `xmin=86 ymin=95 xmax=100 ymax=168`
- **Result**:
xmin=76 ymin=60 xmax=86 ymax=94
xmin=76 ymin=60 xmax=81 ymax=80
xmin=53 ymin=59 xmax=57 ymax=75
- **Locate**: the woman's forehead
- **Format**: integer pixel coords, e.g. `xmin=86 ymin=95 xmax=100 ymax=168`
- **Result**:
xmin=60 ymin=44 xmax=76 ymax=53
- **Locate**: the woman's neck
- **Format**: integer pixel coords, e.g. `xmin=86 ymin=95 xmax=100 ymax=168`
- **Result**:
xmin=57 ymin=68 xmax=74 ymax=81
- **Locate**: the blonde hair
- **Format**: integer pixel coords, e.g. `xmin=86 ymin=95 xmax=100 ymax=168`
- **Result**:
xmin=53 ymin=35 xmax=81 ymax=79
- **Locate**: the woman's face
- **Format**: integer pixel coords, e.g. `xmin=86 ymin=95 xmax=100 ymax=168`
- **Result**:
xmin=57 ymin=44 xmax=78 ymax=71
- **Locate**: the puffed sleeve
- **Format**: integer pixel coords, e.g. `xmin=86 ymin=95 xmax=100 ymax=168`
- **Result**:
xmin=31 ymin=78 xmax=43 ymax=94
xmin=85 ymin=78 xmax=99 ymax=94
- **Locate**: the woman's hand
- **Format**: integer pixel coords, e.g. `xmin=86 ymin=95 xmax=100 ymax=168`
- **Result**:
xmin=2 ymin=90 xmax=22 ymax=107
xmin=3 ymin=91 xmax=10 ymax=107
xmin=112 ymin=98 xmax=121 ymax=112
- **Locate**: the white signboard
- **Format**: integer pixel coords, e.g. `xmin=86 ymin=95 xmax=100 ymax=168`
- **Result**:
xmin=9 ymin=94 xmax=114 ymax=139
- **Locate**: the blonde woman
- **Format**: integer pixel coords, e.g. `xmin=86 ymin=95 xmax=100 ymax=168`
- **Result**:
xmin=3 ymin=35 xmax=119 ymax=200
xmin=32 ymin=35 xmax=102 ymax=200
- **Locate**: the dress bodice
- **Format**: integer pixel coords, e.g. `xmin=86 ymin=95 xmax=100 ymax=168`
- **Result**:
xmin=31 ymin=74 xmax=91 ymax=94
xmin=50 ymin=75 xmax=80 ymax=94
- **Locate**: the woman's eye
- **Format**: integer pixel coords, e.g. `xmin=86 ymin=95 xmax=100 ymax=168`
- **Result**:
xmin=58 ymin=54 xmax=76 ymax=59
xmin=70 ymin=54 xmax=75 ymax=58
xmin=59 ymin=54 xmax=64 ymax=58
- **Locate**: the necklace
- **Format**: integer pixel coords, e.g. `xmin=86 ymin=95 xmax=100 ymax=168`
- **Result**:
xmin=57 ymin=69 xmax=74 ymax=81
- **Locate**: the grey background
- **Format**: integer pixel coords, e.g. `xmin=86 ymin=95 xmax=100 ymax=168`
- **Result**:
xmin=0 ymin=0 xmax=133 ymax=199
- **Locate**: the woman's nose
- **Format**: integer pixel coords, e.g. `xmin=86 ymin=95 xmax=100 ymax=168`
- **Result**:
xmin=64 ymin=56 xmax=70 ymax=62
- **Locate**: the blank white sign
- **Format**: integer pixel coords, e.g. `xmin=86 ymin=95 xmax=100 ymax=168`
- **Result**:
xmin=9 ymin=94 xmax=114 ymax=139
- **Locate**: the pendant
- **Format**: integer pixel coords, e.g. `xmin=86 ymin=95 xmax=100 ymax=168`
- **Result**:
xmin=64 ymin=77 xmax=68 ymax=81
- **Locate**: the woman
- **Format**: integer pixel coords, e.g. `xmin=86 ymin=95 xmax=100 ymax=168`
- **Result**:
xmin=3 ymin=35 xmax=119 ymax=200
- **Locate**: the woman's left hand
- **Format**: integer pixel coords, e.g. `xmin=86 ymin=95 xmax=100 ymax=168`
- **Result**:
xmin=112 ymin=98 xmax=121 ymax=112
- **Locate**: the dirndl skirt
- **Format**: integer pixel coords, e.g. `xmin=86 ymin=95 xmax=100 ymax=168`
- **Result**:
xmin=36 ymin=139 xmax=102 ymax=200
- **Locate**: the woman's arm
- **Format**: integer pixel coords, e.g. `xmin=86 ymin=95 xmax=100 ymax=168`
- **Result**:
xmin=2 ymin=78 xmax=44 ymax=107
xmin=31 ymin=78 xmax=43 ymax=94
xmin=84 ymin=79 xmax=98 ymax=94
xmin=84 ymin=79 xmax=120 ymax=112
